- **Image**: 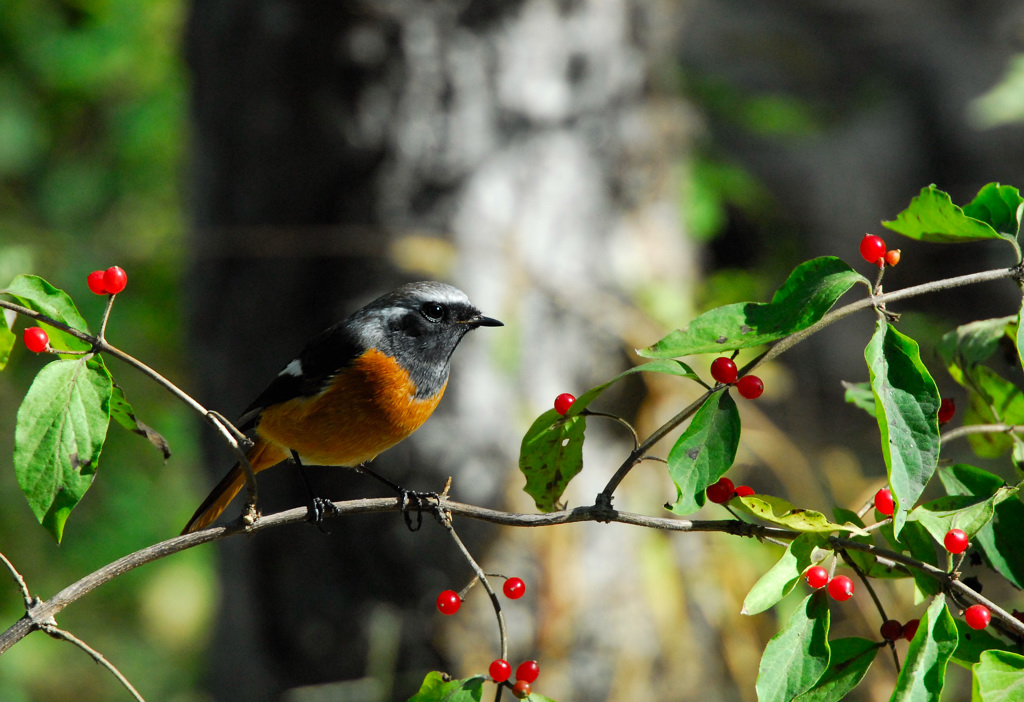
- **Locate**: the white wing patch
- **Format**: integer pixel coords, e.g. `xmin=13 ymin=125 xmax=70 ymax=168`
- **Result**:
xmin=279 ymin=358 xmax=304 ymax=377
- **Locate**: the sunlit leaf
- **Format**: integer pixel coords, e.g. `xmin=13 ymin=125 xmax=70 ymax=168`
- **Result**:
xmin=14 ymin=356 xmax=112 ymax=542
xmin=865 ymin=321 xmax=941 ymax=535
xmin=895 ymin=594 xmax=958 ymax=701
xmin=666 ymin=390 xmax=740 ymax=515
xmin=640 ymin=257 xmax=865 ymax=357
xmin=755 ymin=591 xmax=830 ymax=702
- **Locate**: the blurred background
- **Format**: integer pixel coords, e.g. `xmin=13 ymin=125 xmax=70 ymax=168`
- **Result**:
xmin=2 ymin=1 xmax=1024 ymax=701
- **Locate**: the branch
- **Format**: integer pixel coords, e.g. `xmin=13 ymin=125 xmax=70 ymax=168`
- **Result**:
xmin=0 ymin=496 xmax=793 ymax=654
xmin=0 ymin=298 xmax=261 ymax=518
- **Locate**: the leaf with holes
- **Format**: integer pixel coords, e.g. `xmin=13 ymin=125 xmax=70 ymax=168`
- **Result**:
xmin=733 ymin=495 xmax=869 ymax=536
xmin=519 ymin=409 xmax=586 ymax=512
xmin=666 ymin=390 xmax=740 ymax=515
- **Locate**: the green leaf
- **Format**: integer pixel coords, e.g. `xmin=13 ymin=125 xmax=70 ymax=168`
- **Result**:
xmin=666 ymin=390 xmax=740 ymax=515
xmin=110 ymin=383 xmax=171 ymax=459
xmin=882 ymin=184 xmax=1020 ymax=251
xmin=865 ymin=322 xmax=941 ymax=536
xmin=519 ymin=409 xmax=586 ymax=512
xmin=566 ymin=359 xmax=702 ymax=417
xmin=877 ymin=519 xmax=943 ymax=603
xmin=937 ymin=316 xmax=1017 ymax=385
xmin=895 ymin=594 xmax=958 ymax=702
xmin=1018 ymin=295 xmax=1024 ymax=373
xmin=640 ymin=257 xmax=864 ymax=358
xmin=792 ymin=637 xmax=879 ymax=702
xmin=939 ymin=464 xmax=1024 ymax=589
xmin=962 ymin=182 xmax=1024 ymax=237
xmin=960 ymin=365 xmax=1024 ymax=459
xmin=2 ymin=274 xmax=91 ymax=351
xmin=518 ymin=359 xmax=700 ymax=511
xmin=952 ymin=619 xmax=1006 ymax=668
xmin=833 ymin=508 xmax=906 ymax=580
xmin=733 ymin=495 xmax=869 ymax=535
xmin=841 ymin=381 xmax=877 ymax=417
xmin=972 ymin=650 xmax=1024 ymax=702
xmin=907 ymin=480 xmax=1018 ymax=547
xmin=14 ymin=357 xmax=112 ymax=542
xmin=742 ymin=533 xmax=828 ymax=615
xmin=408 ymin=672 xmax=485 ymax=702
xmin=0 ymin=309 xmax=15 ymax=370
xmin=755 ymin=591 xmax=831 ymax=702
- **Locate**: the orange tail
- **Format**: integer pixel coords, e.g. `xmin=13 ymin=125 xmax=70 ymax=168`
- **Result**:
xmin=181 ymin=438 xmax=288 ymax=534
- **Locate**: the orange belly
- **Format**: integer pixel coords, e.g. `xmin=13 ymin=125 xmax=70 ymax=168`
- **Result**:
xmin=254 ymin=348 xmax=446 ymax=467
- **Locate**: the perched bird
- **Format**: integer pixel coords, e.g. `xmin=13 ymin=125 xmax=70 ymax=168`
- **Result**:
xmin=182 ymin=281 xmax=501 ymax=534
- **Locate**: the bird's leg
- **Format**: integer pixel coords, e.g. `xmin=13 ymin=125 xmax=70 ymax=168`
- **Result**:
xmin=291 ymin=450 xmax=340 ymax=531
xmin=355 ymin=464 xmax=439 ymax=532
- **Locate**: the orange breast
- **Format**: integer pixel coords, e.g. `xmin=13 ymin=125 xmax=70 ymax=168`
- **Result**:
xmin=254 ymin=349 xmax=447 ymax=466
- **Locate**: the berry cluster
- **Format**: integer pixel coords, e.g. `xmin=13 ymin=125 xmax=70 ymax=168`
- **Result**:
xmin=709 ymin=357 xmax=764 ymax=399
xmin=489 ymin=659 xmax=539 ymax=698
xmin=435 ymin=576 xmax=536 ymax=695
xmin=705 ymin=477 xmax=754 ymax=504
xmin=803 ymin=566 xmax=855 ymax=602
xmin=859 ymin=234 xmax=901 ymax=268
xmin=87 ymin=266 xmax=128 ymax=295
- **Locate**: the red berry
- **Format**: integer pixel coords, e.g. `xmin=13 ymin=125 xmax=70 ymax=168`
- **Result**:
xmin=103 ymin=266 xmax=127 ymax=294
xmin=938 ymin=398 xmax=955 ymax=425
xmin=23 ymin=327 xmax=49 ymax=353
xmin=880 ymin=619 xmax=903 ymax=642
xmin=515 ymin=660 xmax=540 ymax=683
xmin=804 ymin=566 xmax=829 ymax=589
xmin=736 ymin=375 xmax=764 ymax=399
xmin=944 ymin=528 xmax=969 ymax=555
xmin=874 ymin=487 xmax=894 ymax=517
xmin=87 ymin=270 xmax=108 ymax=294
xmin=965 ymin=604 xmax=991 ymax=630
xmin=902 ymin=619 xmax=920 ymax=641
xmin=734 ymin=485 xmax=754 ymax=498
xmin=512 ymin=680 xmax=531 ymax=699
xmin=553 ymin=393 xmax=575 ymax=416
xmin=705 ymin=477 xmax=735 ymax=504
xmin=710 ymin=357 xmax=738 ymax=385
xmin=885 ymin=249 xmax=901 ymax=267
xmin=828 ymin=575 xmax=855 ymax=601
xmin=860 ymin=234 xmax=887 ymax=265
xmin=489 ymin=659 xmax=512 ymax=683
xmin=436 ymin=590 xmax=461 ymax=615
xmin=503 ymin=577 xmax=526 ymax=600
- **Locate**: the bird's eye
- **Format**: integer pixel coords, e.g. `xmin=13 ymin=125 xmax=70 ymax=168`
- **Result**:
xmin=421 ymin=302 xmax=445 ymax=321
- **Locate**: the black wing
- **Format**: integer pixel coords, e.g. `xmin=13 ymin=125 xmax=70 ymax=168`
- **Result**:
xmin=237 ymin=321 xmax=362 ymax=431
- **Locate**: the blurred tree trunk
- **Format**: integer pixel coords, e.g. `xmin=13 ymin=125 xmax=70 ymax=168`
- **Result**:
xmin=185 ymin=1 xmax=690 ymax=700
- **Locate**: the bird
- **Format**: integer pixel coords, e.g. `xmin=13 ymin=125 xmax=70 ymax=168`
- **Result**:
xmin=181 ymin=281 xmax=502 ymax=534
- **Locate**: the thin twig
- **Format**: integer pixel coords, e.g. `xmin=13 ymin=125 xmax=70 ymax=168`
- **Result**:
xmin=0 ymin=552 xmax=32 ymax=609
xmin=436 ymin=506 xmax=507 ymax=660
xmin=42 ymin=625 xmax=146 ymax=702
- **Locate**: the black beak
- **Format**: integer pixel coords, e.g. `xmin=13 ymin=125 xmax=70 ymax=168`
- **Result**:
xmin=470 ymin=314 xmax=503 ymax=328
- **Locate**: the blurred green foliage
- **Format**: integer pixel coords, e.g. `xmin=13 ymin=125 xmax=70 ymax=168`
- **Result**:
xmin=0 ymin=2 xmax=215 ymax=701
